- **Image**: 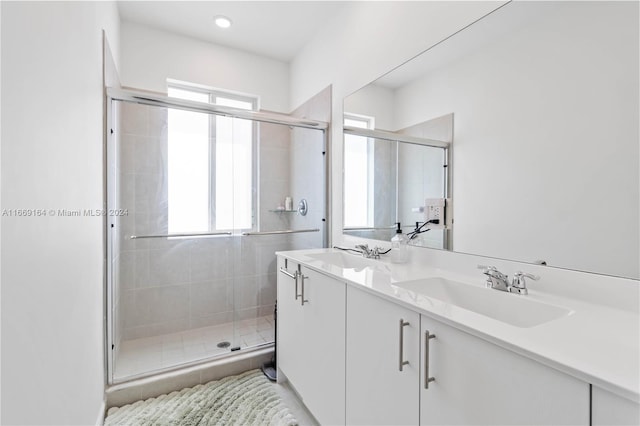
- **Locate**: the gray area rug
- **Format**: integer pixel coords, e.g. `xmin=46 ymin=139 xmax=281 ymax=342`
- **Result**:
xmin=104 ymin=369 xmax=298 ymax=426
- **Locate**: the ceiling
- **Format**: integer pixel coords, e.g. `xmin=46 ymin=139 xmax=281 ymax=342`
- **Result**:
xmin=117 ymin=1 xmax=347 ymax=62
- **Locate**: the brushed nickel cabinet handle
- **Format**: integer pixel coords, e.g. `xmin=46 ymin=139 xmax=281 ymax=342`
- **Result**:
xmin=279 ymin=267 xmax=300 ymax=300
xmin=425 ymin=330 xmax=436 ymax=389
xmin=279 ymin=267 xmax=296 ymax=279
xmin=300 ymin=273 xmax=309 ymax=306
xmin=399 ymin=319 xmax=410 ymax=371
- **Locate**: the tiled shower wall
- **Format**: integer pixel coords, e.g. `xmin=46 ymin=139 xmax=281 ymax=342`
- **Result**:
xmin=112 ymin=98 xmax=327 ymax=343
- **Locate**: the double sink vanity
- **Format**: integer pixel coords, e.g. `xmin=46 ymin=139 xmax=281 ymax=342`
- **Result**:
xmin=275 ymin=248 xmax=639 ymax=425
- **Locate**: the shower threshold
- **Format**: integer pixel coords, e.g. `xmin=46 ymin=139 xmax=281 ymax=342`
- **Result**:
xmin=113 ymin=315 xmax=274 ymax=381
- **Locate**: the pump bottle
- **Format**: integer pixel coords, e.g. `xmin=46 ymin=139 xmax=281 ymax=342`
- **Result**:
xmin=391 ymin=222 xmax=409 ymax=263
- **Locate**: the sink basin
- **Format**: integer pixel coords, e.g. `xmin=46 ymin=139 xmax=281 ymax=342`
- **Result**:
xmin=306 ymin=251 xmax=382 ymax=271
xmin=395 ymin=277 xmax=572 ymax=328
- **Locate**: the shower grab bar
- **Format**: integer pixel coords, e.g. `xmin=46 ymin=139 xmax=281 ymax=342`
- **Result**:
xmin=130 ymin=231 xmax=232 ymax=239
xmin=242 ymin=228 xmax=320 ymax=236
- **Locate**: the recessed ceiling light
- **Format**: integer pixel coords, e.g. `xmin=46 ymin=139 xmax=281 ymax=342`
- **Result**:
xmin=214 ymin=15 xmax=232 ymax=29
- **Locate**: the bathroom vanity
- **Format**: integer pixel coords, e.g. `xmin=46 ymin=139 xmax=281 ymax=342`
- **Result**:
xmin=276 ymin=249 xmax=639 ymax=426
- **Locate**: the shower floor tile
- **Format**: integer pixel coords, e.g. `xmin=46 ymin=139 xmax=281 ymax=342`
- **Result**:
xmin=114 ymin=315 xmax=273 ymax=380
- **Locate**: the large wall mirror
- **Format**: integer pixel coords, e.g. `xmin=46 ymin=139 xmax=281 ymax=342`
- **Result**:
xmin=343 ymin=1 xmax=639 ymax=279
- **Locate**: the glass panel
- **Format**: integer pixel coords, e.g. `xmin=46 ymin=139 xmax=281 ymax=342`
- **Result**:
xmin=167 ymin=108 xmax=209 ymax=233
xmin=109 ymin=101 xmax=246 ymax=382
xmin=107 ymin=100 xmax=326 ymax=383
xmin=343 ymin=135 xmax=447 ymax=244
xmin=215 ymin=116 xmax=253 ymax=230
xmin=397 ymin=142 xmax=446 ymax=248
xmin=343 ymin=133 xmax=373 ymax=227
xmin=215 ymin=115 xmax=235 ymax=230
xmin=167 ymin=87 xmax=209 ymax=103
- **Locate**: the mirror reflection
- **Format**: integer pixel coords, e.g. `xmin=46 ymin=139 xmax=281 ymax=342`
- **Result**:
xmin=343 ymin=1 xmax=639 ymax=279
xmin=343 ymin=114 xmax=452 ymax=249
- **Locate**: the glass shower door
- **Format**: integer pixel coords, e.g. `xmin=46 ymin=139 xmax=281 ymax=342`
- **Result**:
xmin=108 ymin=100 xmax=246 ymax=381
xmin=230 ymin=122 xmax=327 ymax=353
xmin=107 ymin=95 xmax=327 ymax=383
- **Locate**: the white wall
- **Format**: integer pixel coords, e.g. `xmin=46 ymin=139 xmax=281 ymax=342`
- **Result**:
xmin=0 ymin=3 xmax=3 ymax=421
xmin=343 ymin=84 xmax=394 ymax=130
xmin=120 ymin=21 xmax=290 ymax=112
xmin=289 ymin=0 xmax=507 ymax=247
xmin=392 ymin=1 xmax=639 ymax=278
xmin=1 ymin=2 xmax=120 ymax=424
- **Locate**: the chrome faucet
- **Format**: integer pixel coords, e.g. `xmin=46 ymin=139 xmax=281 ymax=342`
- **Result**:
xmin=478 ymin=265 xmax=540 ymax=295
xmin=356 ymin=244 xmax=381 ymax=259
xmin=478 ymin=265 xmax=511 ymax=291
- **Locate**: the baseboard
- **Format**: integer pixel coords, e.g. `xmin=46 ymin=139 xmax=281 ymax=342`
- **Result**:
xmin=95 ymin=398 xmax=107 ymax=426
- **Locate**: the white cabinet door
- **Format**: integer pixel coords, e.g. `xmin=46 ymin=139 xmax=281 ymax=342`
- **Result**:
xmin=297 ymin=265 xmax=346 ymax=426
xmin=277 ymin=257 xmax=346 ymax=425
xmin=592 ymin=386 xmax=640 ymax=426
xmin=276 ymin=257 xmax=305 ymax=391
xmin=346 ymin=286 xmax=420 ymax=425
xmin=420 ymin=315 xmax=589 ymax=425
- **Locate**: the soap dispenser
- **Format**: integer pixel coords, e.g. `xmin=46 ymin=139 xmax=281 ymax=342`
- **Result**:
xmin=391 ymin=222 xmax=409 ymax=264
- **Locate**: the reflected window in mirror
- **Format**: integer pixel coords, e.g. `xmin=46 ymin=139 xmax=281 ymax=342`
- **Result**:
xmin=343 ymin=114 xmax=375 ymax=228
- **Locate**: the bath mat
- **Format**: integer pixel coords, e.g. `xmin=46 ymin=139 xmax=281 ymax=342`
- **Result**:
xmin=104 ymin=369 xmax=298 ymax=426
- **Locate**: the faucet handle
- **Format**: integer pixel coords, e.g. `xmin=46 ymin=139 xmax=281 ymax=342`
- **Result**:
xmin=477 ymin=265 xmax=497 ymax=273
xmin=513 ymin=271 xmax=540 ymax=282
xmin=510 ymin=271 xmax=540 ymax=295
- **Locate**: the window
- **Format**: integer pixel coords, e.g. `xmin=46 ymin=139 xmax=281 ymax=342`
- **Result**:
xmin=343 ymin=114 xmax=375 ymax=228
xmin=167 ymin=83 xmax=258 ymax=233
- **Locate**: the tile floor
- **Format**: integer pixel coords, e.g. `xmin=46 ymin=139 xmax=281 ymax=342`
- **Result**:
xmin=274 ymin=382 xmax=320 ymax=426
xmin=114 ymin=315 xmax=274 ymax=380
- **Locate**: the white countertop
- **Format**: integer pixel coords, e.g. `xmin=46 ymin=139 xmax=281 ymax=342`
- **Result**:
xmin=276 ymin=248 xmax=640 ymax=403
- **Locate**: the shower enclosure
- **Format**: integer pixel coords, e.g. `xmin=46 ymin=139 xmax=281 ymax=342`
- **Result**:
xmin=105 ymin=89 xmax=328 ymax=383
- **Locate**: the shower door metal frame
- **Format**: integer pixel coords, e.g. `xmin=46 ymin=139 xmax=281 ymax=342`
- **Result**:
xmin=104 ymin=88 xmax=330 ymax=385
xmin=108 ymin=88 xmax=329 ymax=130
